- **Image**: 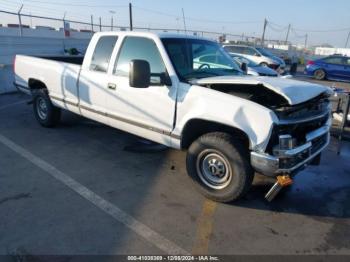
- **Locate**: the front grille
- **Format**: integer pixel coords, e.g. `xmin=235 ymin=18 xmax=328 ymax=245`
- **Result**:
xmin=278 ymin=114 xmax=329 ymax=141
xmin=311 ymin=133 xmax=328 ymax=155
xmin=276 ymin=94 xmax=330 ymax=120
xmin=266 ymin=92 xmax=331 ymax=155
xmin=278 ymin=133 xmax=328 ymax=170
xmin=267 ymin=114 xmax=329 ymax=154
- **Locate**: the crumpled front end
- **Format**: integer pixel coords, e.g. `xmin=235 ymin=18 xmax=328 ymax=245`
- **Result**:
xmin=250 ymin=92 xmax=332 ymax=177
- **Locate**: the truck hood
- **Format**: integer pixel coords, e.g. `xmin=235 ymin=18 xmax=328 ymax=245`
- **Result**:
xmin=192 ymin=76 xmax=330 ymax=105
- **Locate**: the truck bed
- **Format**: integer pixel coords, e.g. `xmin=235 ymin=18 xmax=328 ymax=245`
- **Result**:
xmin=36 ymin=55 xmax=84 ymax=65
xmin=14 ymin=55 xmax=82 ymax=100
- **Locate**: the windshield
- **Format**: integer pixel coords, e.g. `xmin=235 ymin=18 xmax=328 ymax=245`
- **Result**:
xmin=255 ymin=47 xmax=274 ymax=57
xmin=230 ymin=55 xmax=258 ymax=67
xmin=162 ymin=38 xmax=243 ymax=81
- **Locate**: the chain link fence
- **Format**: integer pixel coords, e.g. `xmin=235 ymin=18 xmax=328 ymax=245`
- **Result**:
xmin=0 ymin=9 xmax=290 ymax=46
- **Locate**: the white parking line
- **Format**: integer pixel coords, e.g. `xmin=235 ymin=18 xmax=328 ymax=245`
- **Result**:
xmin=0 ymin=133 xmax=188 ymax=255
xmin=0 ymin=100 xmax=27 ymax=110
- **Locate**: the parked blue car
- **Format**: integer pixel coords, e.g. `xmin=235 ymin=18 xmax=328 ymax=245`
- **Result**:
xmin=305 ymin=55 xmax=350 ymax=81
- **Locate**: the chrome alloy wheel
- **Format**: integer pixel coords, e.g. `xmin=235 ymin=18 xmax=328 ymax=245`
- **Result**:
xmin=196 ymin=149 xmax=232 ymax=190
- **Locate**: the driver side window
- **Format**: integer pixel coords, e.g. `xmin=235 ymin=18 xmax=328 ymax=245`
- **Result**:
xmin=114 ymin=37 xmax=166 ymax=84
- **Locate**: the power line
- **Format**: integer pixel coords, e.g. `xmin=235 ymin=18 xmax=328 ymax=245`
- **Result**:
xmin=268 ymin=19 xmax=350 ymax=33
xmin=290 ymin=28 xmax=306 ymax=38
xmin=267 ymin=23 xmax=287 ymax=32
xmin=11 ymin=0 xmax=127 ymax=9
xmin=0 ymin=0 xmax=91 ymax=19
xmin=292 ymin=27 xmax=350 ymax=33
xmin=268 ymin=21 xmax=289 ymax=30
xmin=133 ymin=5 xmax=262 ymax=25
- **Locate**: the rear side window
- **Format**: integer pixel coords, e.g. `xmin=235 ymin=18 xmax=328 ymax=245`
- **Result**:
xmin=114 ymin=36 xmax=166 ymax=77
xmin=224 ymin=46 xmax=242 ymax=53
xmin=323 ymin=57 xmax=343 ymax=65
xmin=90 ymin=36 xmax=118 ymax=72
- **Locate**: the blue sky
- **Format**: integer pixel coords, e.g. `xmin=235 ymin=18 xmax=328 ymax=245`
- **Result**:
xmin=1 ymin=0 xmax=350 ymax=47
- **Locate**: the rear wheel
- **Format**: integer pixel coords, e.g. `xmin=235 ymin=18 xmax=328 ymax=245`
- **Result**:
xmin=186 ymin=132 xmax=254 ymax=203
xmin=314 ymin=69 xmax=326 ymax=80
xmin=260 ymin=62 xmax=268 ymax=67
xmin=33 ymin=89 xmax=61 ymax=127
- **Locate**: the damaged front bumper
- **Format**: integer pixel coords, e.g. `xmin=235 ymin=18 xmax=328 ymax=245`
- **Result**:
xmin=250 ymin=123 xmax=331 ymax=177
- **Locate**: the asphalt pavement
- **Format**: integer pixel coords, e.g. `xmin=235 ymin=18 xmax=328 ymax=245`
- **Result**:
xmin=0 ymin=91 xmax=350 ymax=257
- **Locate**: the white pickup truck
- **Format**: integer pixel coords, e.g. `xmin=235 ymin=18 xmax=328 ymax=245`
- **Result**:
xmin=14 ymin=32 xmax=332 ymax=202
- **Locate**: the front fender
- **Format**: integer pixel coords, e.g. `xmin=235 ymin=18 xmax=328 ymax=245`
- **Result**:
xmin=173 ymin=83 xmax=278 ymax=151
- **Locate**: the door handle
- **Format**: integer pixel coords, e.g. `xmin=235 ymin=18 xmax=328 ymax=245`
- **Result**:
xmin=108 ymin=83 xmax=116 ymax=90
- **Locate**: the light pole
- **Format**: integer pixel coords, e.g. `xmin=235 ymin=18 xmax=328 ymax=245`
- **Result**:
xmin=345 ymin=31 xmax=350 ymax=48
xmin=109 ymin=10 xmax=116 ymax=31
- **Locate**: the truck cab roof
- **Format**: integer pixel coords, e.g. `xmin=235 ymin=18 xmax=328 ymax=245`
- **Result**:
xmin=93 ymin=31 xmax=207 ymax=41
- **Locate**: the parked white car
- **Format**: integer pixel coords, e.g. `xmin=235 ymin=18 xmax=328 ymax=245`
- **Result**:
xmin=230 ymin=53 xmax=278 ymax=77
xmin=14 ymin=32 xmax=332 ymax=202
xmin=223 ymin=44 xmax=285 ymax=72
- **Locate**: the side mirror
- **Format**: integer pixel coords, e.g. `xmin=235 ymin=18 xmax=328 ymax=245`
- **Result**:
xmin=129 ymin=59 xmax=150 ymax=88
xmin=241 ymin=62 xmax=248 ymax=74
xmin=160 ymin=72 xmax=172 ymax=86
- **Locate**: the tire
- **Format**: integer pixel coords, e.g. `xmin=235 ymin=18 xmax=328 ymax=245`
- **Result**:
xmin=260 ymin=62 xmax=268 ymax=67
xmin=32 ymin=89 xmax=61 ymax=127
xmin=186 ymin=132 xmax=254 ymax=203
xmin=314 ymin=69 xmax=326 ymax=80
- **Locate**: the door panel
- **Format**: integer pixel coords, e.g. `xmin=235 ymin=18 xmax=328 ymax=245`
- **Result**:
xmin=323 ymin=57 xmax=344 ymax=78
xmin=105 ymin=36 xmax=176 ymax=145
xmin=105 ymin=75 xmax=176 ymax=144
xmin=78 ymin=35 xmax=118 ymax=125
xmin=78 ymin=70 xmax=109 ymax=124
xmin=342 ymin=57 xmax=350 ymax=80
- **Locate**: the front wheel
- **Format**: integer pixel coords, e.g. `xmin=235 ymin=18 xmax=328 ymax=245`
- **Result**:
xmin=186 ymin=132 xmax=254 ymax=203
xmin=33 ymin=89 xmax=61 ymax=127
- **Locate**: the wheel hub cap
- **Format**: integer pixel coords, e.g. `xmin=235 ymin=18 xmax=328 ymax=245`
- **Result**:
xmin=37 ymin=97 xmax=48 ymax=120
xmin=196 ymin=150 xmax=232 ymax=190
xmin=207 ymin=157 xmax=226 ymax=178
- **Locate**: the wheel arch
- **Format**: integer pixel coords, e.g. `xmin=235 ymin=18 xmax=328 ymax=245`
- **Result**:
xmin=28 ymin=78 xmax=47 ymax=91
xmin=180 ymin=118 xmax=250 ymax=150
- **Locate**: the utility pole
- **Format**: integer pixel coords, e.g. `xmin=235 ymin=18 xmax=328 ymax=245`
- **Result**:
xmin=304 ymin=34 xmax=308 ymax=48
xmin=90 ymin=15 xmax=94 ymax=32
xmin=109 ymin=10 xmax=115 ymax=31
xmin=182 ymin=8 xmax=187 ymax=35
xmin=261 ymin=18 xmax=267 ymax=46
xmin=29 ymin=12 xmax=33 ymax=28
xmin=99 ymin=17 xmax=102 ymax=32
xmin=129 ymin=3 xmax=133 ymax=31
xmin=345 ymin=31 xmax=350 ymax=48
xmin=63 ymin=11 xmax=67 ymax=38
xmin=285 ymin=24 xmax=291 ymax=44
xmin=17 ymin=4 xmax=24 ymax=37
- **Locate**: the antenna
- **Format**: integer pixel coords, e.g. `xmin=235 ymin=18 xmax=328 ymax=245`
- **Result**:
xmin=181 ymin=8 xmax=187 ymax=35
